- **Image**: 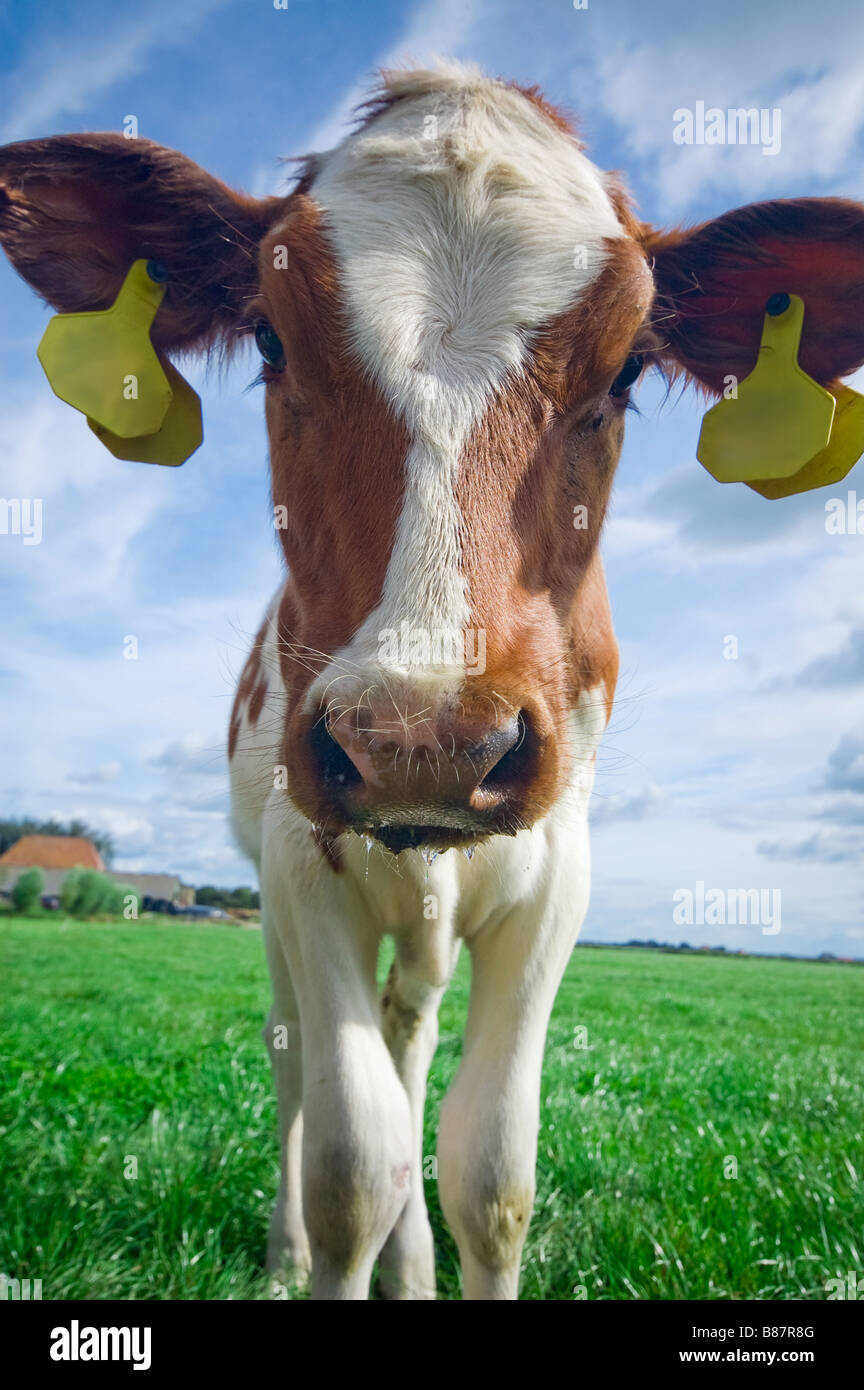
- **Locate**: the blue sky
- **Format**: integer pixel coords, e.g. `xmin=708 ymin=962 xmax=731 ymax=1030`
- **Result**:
xmin=1 ymin=0 xmax=863 ymax=956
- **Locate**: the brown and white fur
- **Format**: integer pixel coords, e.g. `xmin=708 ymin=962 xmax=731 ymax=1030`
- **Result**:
xmin=3 ymin=60 xmax=864 ymax=1301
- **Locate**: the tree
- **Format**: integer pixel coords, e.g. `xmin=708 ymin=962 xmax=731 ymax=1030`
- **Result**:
xmin=195 ymin=884 xmax=260 ymax=910
xmin=75 ymin=870 xmax=113 ymax=917
xmin=59 ymin=866 xmax=84 ymax=915
xmin=60 ymin=868 xmax=142 ymax=919
xmin=60 ymin=868 xmax=105 ymax=917
xmin=12 ymin=867 xmax=43 ymax=915
xmin=228 ymin=886 xmax=259 ymax=909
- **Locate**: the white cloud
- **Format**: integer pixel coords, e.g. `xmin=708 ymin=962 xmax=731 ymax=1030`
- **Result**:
xmin=0 ymin=0 xmax=232 ymax=143
xmin=757 ymin=830 xmax=862 ymax=864
xmin=147 ymin=733 xmax=227 ymax=777
xmin=566 ymin=0 xmax=864 ymax=212
xmin=90 ymin=807 xmax=156 ymax=854
xmin=66 ymin=762 xmax=122 ymax=785
xmin=591 ymin=782 xmax=664 ymax=826
xmin=0 ymin=393 xmax=172 ymax=605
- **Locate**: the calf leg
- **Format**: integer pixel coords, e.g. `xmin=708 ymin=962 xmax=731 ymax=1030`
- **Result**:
xmin=262 ymin=826 xmax=413 ymax=1300
xmin=261 ymin=911 xmax=310 ymax=1282
xmin=377 ymin=949 xmax=456 ymax=1300
xmin=437 ymin=882 xmax=584 ymax=1300
xmin=299 ymin=970 xmax=413 ymax=1300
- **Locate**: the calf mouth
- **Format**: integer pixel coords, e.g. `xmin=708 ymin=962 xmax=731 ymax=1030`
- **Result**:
xmin=354 ymin=815 xmax=520 ymax=857
xmin=366 ymin=824 xmax=483 ymax=856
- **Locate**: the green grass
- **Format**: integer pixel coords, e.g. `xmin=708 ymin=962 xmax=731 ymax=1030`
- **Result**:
xmin=0 ymin=917 xmax=861 ymax=1300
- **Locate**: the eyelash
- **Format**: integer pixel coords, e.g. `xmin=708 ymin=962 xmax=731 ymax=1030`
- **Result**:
xmin=247 ymin=362 xmax=283 ymax=392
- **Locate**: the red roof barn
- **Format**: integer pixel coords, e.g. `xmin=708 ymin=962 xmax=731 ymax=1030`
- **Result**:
xmin=0 ymin=835 xmax=105 ymax=872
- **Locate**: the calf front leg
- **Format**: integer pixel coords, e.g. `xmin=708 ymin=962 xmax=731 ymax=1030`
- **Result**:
xmin=377 ymin=944 xmax=458 ymax=1300
xmin=262 ymin=822 xmax=412 ymax=1300
xmin=437 ymin=862 xmax=587 ymax=1300
xmin=261 ymin=910 xmax=310 ymax=1283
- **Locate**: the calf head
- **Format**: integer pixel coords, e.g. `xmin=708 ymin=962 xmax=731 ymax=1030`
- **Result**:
xmin=3 ymin=65 xmax=864 ymax=854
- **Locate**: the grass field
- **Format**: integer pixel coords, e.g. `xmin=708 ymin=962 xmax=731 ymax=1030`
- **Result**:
xmin=1 ymin=916 xmax=861 ymax=1301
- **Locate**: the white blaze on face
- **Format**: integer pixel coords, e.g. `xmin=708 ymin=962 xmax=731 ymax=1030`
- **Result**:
xmin=306 ymin=63 xmax=624 ymax=706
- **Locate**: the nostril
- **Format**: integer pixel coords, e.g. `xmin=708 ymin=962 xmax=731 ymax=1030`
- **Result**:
xmin=479 ymin=710 xmax=540 ymax=795
xmin=309 ymin=717 xmax=364 ymax=792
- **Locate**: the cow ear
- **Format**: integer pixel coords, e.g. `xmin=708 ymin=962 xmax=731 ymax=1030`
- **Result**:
xmin=646 ymin=198 xmax=864 ymax=395
xmin=0 ymin=133 xmax=286 ymax=354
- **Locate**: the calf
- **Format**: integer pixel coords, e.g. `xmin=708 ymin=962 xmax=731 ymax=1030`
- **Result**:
xmin=2 ymin=62 xmax=863 ymax=1300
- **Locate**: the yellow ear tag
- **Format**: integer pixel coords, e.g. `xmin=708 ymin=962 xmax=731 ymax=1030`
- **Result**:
xmin=38 ymin=259 xmax=172 ymax=436
xmin=37 ymin=259 xmax=202 ymax=467
xmin=696 ymin=293 xmax=836 ymax=483
xmin=746 ymin=385 xmax=864 ymax=499
xmin=87 ymin=360 xmax=202 ymax=466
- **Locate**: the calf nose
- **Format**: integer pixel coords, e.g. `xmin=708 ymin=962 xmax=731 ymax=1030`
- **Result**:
xmin=310 ymin=700 xmax=530 ymax=850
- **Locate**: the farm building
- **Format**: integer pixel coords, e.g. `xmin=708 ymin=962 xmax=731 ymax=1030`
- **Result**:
xmin=0 ymin=835 xmax=195 ymax=907
xmin=106 ymin=871 xmax=196 ymax=908
xmin=0 ymin=834 xmax=105 ymax=896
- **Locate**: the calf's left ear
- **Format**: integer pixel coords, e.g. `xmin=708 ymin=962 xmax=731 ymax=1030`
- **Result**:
xmin=0 ymin=133 xmax=286 ymax=353
xmin=645 ymin=197 xmax=864 ymax=394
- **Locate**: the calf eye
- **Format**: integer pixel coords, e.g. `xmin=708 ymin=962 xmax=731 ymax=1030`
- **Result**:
xmin=255 ymin=321 xmax=285 ymax=371
xmin=609 ymin=354 xmax=644 ymax=397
